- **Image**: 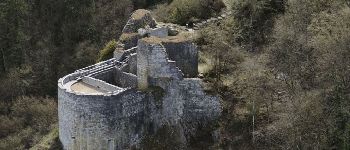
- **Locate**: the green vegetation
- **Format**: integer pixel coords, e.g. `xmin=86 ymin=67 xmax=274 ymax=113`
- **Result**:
xmin=230 ymin=0 xmax=285 ymax=49
xmin=153 ymin=0 xmax=225 ymax=25
xmin=0 ymin=0 xmax=349 ymax=149
xmin=132 ymin=0 xmax=173 ymax=8
xmin=97 ymin=40 xmax=118 ymax=62
xmin=195 ymin=0 xmax=350 ymax=149
xmin=0 ymin=0 xmax=132 ymax=148
xmin=30 ymin=127 xmax=62 ymax=150
xmin=0 ymin=96 xmax=57 ymax=149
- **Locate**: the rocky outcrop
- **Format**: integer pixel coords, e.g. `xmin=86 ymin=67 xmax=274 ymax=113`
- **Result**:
xmin=122 ymin=9 xmax=157 ymax=33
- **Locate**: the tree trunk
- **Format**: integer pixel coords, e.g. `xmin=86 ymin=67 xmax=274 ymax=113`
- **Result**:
xmin=0 ymin=49 xmax=6 ymax=73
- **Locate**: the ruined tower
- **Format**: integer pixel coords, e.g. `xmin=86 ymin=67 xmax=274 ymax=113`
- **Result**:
xmin=58 ymin=9 xmax=221 ymax=150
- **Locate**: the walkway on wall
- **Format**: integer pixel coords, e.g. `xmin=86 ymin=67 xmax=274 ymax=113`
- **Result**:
xmin=67 ymin=52 xmax=131 ymax=94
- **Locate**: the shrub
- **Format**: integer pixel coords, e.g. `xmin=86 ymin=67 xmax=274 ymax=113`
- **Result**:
xmin=97 ymin=40 xmax=118 ymax=62
xmin=132 ymin=0 xmax=173 ymax=8
xmin=0 ymin=65 xmax=34 ymax=101
xmin=230 ymin=0 xmax=286 ymax=49
xmin=73 ymin=41 xmax=98 ymax=68
xmin=264 ymin=1 xmax=350 ymax=149
xmin=153 ymin=0 xmax=225 ymax=25
xmin=0 ymin=96 xmax=57 ymax=149
xmin=11 ymin=96 xmax=57 ymax=133
xmin=0 ymin=128 xmax=33 ymax=150
xmin=197 ymin=25 xmax=245 ymax=79
xmin=0 ymin=116 xmax=24 ymax=138
xmin=141 ymin=125 xmax=185 ymax=149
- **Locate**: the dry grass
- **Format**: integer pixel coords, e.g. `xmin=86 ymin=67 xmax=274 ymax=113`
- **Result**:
xmin=119 ymin=33 xmax=140 ymax=41
xmin=131 ymin=9 xmax=151 ymax=20
xmin=30 ymin=126 xmax=61 ymax=150
xmin=164 ymin=32 xmax=195 ymax=43
xmin=141 ymin=36 xmax=163 ymax=44
xmin=142 ymin=30 xmax=194 ymax=44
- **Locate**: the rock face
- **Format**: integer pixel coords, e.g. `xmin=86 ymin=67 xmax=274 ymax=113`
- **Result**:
xmin=122 ymin=9 xmax=157 ymax=33
xmin=58 ymin=9 xmax=221 ymax=150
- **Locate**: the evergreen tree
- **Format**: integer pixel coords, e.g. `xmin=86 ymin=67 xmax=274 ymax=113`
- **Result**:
xmin=0 ymin=0 xmax=28 ymax=74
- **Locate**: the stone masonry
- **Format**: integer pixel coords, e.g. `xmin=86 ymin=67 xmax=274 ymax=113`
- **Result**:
xmin=58 ymin=9 xmax=221 ymax=150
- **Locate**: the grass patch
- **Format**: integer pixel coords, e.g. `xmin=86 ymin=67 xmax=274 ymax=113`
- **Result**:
xmin=30 ymin=127 xmax=62 ymax=150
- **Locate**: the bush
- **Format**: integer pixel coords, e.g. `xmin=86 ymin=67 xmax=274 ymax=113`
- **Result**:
xmin=141 ymin=125 xmax=185 ymax=149
xmin=12 ymin=96 xmax=57 ymax=133
xmin=97 ymin=40 xmax=118 ymax=62
xmin=132 ymin=0 xmax=173 ymax=8
xmin=230 ymin=0 xmax=286 ymax=49
xmin=264 ymin=1 xmax=350 ymax=149
xmin=73 ymin=41 xmax=98 ymax=68
xmin=0 ymin=65 xmax=34 ymax=101
xmin=0 ymin=116 xmax=24 ymax=138
xmin=0 ymin=96 xmax=57 ymax=149
xmin=153 ymin=0 xmax=225 ymax=25
xmin=197 ymin=25 xmax=245 ymax=79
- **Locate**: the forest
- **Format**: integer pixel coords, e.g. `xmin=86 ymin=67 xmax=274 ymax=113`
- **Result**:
xmin=0 ymin=0 xmax=349 ymax=149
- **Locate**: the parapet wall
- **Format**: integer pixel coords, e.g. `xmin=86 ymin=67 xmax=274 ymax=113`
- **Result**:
xmin=81 ymin=77 xmax=123 ymax=93
xmin=147 ymin=44 xmax=183 ymax=79
xmin=58 ymin=56 xmax=150 ymax=149
xmin=162 ymin=41 xmax=198 ymax=77
xmin=137 ymin=38 xmax=183 ymax=90
xmin=114 ymin=67 xmax=137 ymax=88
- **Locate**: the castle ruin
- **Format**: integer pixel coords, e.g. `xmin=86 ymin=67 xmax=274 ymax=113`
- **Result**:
xmin=58 ymin=9 xmax=221 ymax=150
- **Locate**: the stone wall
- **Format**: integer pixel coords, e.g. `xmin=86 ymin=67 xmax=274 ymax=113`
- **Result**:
xmin=147 ymin=44 xmax=183 ymax=80
xmin=162 ymin=41 xmax=198 ymax=77
xmin=114 ymin=67 xmax=137 ymax=88
xmin=128 ymin=53 xmax=137 ymax=75
xmin=58 ymin=82 xmax=149 ymax=150
xmin=58 ymin=62 xmax=221 ymax=150
xmin=90 ymin=68 xmax=115 ymax=84
xmin=179 ymin=79 xmax=221 ymax=122
xmin=137 ymin=39 xmax=183 ymax=90
xmin=138 ymin=27 xmax=168 ymax=38
xmin=81 ymin=76 xmax=123 ymax=93
xmin=136 ymin=40 xmax=149 ymax=90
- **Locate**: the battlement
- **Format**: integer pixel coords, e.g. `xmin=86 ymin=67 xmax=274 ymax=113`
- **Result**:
xmin=58 ymin=9 xmax=220 ymax=150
